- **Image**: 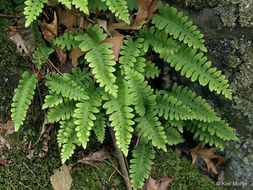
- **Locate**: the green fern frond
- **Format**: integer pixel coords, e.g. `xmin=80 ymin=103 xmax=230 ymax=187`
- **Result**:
xmin=45 ymin=73 xmax=89 ymax=101
xmin=11 ymin=72 xmax=37 ymax=131
xmin=71 ymin=68 xmax=94 ymax=89
xmin=24 ymin=0 xmax=48 ymax=27
xmin=73 ymin=89 xmax=102 ymax=149
xmin=93 ymin=112 xmax=106 ymax=143
xmin=135 ymin=111 xmax=167 ymax=151
xmin=32 ymin=41 xmax=54 ymax=69
xmin=138 ymin=26 xmax=179 ymax=54
xmin=164 ymin=124 xmax=184 ymax=145
xmin=124 ymin=66 xmax=156 ymax=116
xmin=101 ymin=0 xmax=130 ymax=24
xmin=72 ymin=0 xmax=89 ymax=14
xmin=144 ymin=61 xmax=160 ymax=79
xmin=119 ymin=38 xmax=145 ymax=73
xmin=103 ymin=74 xmax=134 ymax=156
xmin=47 ymin=100 xmax=76 ymax=123
xmin=88 ymin=0 xmax=108 ymax=11
xmin=129 ymin=145 xmax=155 ymax=189
xmin=42 ymin=93 xmax=63 ymax=109
xmin=191 ymin=120 xmax=238 ymax=141
xmin=167 ymin=119 xmax=185 ymax=133
xmin=186 ymin=123 xmax=226 ymax=150
xmin=163 ymin=47 xmax=232 ymax=99
xmin=152 ymin=2 xmax=207 ymax=52
xmin=53 ymin=31 xmax=80 ymax=51
xmin=156 ymin=90 xmax=194 ymax=121
xmin=75 ymin=24 xmax=118 ymax=97
xmin=169 ymin=83 xmax=219 ymax=122
xmin=58 ymin=119 xmax=79 ymax=163
xmin=125 ymin=0 xmax=138 ymax=11
xmin=58 ymin=0 xmax=72 ymax=9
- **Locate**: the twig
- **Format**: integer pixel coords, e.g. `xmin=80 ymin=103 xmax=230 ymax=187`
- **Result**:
xmin=108 ymin=170 xmax=116 ymax=182
xmin=18 ymin=181 xmax=32 ymax=190
xmin=0 ymin=13 xmax=20 ymax=18
xmin=22 ymin=162 xmax=35 ymax=177
xmin=136 ymin=128 xmax=143 ymax=146
xmin=108 ymin=127 xmax=132 ymax=190
xmin=91 ymin=167 xmax=104 ymax=189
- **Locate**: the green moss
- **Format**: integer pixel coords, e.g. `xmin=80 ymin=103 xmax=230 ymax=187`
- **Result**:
xmin=152 ymin=149 xmax=224 ymax=190
xmin=0 ymin=120 xmax=125 ymax=189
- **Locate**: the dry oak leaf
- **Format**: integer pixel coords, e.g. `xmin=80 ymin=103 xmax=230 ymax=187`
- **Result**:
xmin=55 ymin=46 xmax=67 ymax=64
xmin=40 ymin=12 xmax=58 ymax=43
xmin=1 ymin=120 xmax=15 ymax=137
xmin=77 ymin=149 xmax=107 ymax=167
xmin=145 ymin=176 xmax=174 ymax=190
xmin=190 ymin=142 xmax=227 ymax=174
xmin=103 ymin=30 xmax=125 ymax=61
xmin=0 ymin=158 xmax=9 ymax=167
xmin=50 ymin=164 xmax=72 ymax=190
xmin=133 ymin=0 xmax=158 ymax=28
xmin=58 ymin=7 xmax=87 ymax=30
xmin=69 ymin=48 xmax=85 ymax=68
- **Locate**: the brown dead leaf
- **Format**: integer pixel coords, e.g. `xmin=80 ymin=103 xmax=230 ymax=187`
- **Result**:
xmin=145 ymin=177 xmax=158 ymax=190
xmin=96 ymin=18 xmax=110 ymax=36
xmin=69 ymin=48 xmax=85 ymax=68
xmin=9 ymin=33 xmax=30 ymax=55
xmin=58 ymin=7 xmax=86 ymax=30
xmin=0 ymin=136 xmax=11 ymax=150
xmin=190 ymin=142 xmax=227 ymax=174
xmin=133 ymin=0 xmax=158 ymax=28
xmin=156 ymin=177 xmax=174 ymax=190
xmin=50 ymin=164 xmax=72 ymax=190
xmin=0 ymin=158 xmax=9 ymax=167
xmin=1 ymin=120 xmax=15 ymax=137
xmin=78 ymin=149 xmax=107 ymax=167
xmin=55 ymin=47 xmax=67 ymax=64
xmin=38 ymin=125 xmax=53 ymax=158
xmin=40 ymin=12 xmax=58 ymax=43
xmin=103 ymin=30 xmax=125 ymax=61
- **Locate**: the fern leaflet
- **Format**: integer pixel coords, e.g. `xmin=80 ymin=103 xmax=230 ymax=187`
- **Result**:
xmin=144 ymin=61 xmax=160 ymax=79
xmin=73 ymin=89 xmax=102 ymax=149
xmin=58 ymin=119 xmax=79 ymax=163
xmin=135 ymin=111 xmax=167 ymax=151
xmin=93 ymin=112 xmax=106 ymax=143
xmin=129 ymin=145 xmax=155 ymax=189
xmin=72 ymin=0 xmax=89 ymax=14
xmin=101 ymin=0 xmax=130 ymax=24
xmin=47 ymin=100 xmax=76 ymax=123
xmin=24 ymin=0 xmax=48 ymax=27
xmin=75 ymin=24 xmax=118 ymax=97
xmin=46 ymin=73 xmax=89 ymax=101
xmin=163 ymin=46 xmax=232 ymax=99
xmin=164 ymin=124 xmax=184 ymax=145
xmin=58 ymin=0 xmax=72 ymax=9
xmin=11 ymin=72 xmax=37 ymax=131
xmin=103 ymin=74 xmax=134 ymax=156
xmin=42 ymin=93 xmax=63 ymax=109
xmin=32 ymin=41 xmax=54 ymax=69
xmin=53 ymin=31 xmax=80 ymax=51
xmin=152 ymin=2 xmax=207 ymax=52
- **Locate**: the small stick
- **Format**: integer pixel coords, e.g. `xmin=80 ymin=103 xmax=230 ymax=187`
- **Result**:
xmin=91 ymin=167 xmax=104 ymax=189
xmin=136 ymin=128 xmax=143 ymax=146
xmin=0 ymin=13 xmax=20 ymax=18
xmin=108 ymin=127 xmax=132 ymax=190
xmin=22 ymin=162 xmax=35 ymax=177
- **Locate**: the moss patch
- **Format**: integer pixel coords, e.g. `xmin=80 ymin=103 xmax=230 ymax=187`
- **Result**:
xmin=152 ymin=149 xmax=224 ymax=190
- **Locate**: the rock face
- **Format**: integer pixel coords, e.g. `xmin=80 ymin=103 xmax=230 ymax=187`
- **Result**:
xmin=169 ymin=0 xmax=253 ymax=189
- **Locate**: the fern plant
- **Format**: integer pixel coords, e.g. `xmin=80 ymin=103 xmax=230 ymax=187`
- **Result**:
xmin=12 ymin=0 xmax=239 ymax=189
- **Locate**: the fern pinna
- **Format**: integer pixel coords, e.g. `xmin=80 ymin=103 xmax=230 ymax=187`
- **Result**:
xmin=11 ymin=0 xmax=239 ymax=189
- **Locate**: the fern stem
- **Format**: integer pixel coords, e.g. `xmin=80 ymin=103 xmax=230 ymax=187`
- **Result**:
xmin=109 ymin=127 xmax=132 ymax=190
